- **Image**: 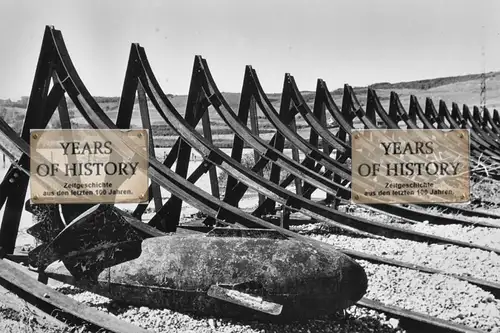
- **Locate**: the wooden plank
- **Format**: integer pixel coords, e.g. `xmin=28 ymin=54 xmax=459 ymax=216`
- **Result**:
xmin=207 ymin=285 xmax=283 ymax=316
xmin=0 ymin=283 xmax=68 ymax=329
xmin=0 ymin=258 xmax=152 ymax=333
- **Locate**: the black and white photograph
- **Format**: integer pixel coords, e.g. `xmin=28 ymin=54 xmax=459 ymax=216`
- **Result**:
xmin=0 ymin=1 xmax=499 ymax=332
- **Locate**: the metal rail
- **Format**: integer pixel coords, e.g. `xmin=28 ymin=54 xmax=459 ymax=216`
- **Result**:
xmin=0 ymin=257 xmax=152 ymax=333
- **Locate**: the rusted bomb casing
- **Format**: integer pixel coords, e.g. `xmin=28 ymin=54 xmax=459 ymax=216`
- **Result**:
xmin=46 ymin=233 xmax=367 ymax=321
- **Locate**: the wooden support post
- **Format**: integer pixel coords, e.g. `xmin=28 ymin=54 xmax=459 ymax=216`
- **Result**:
xmin=263 ymin=76 xmax=294 ymax=215
xmin=388 ymin=92 xmax=400 ymax=125
xmin=159 ymin=59 xmax=206 ymax=232
xmin=248 ymin=96 xmax=265 ymax=206
xmin=280 ymin=206 xmax=290 ymax=230
xmin=308 ymin=88 xmax=335 ymax=204
xmin=222 ymin=68 xmax=272 ymax=213
xmin=494 ymin=110 xmax=500 ymax=126
xmin=289 ymin=118 xmax=302 ymax=196
xmin=424 ymin=98 xmax=437 ymax=128
xmin=409 ymin=96 xmax=420 ymax=126
xmin=301 ymin=81 xmax=325 ymax=201
xmin=365 ymin=89 xmax=377 ymax=129
xmin=138 ymin=81 xmax=163 ymax=212
xmin=148 ymin=160 xmax=213 ymax=228
xmin=225 ymin=68 xmax=253 ymax=203
xmin=330 ymin=86 xmax=355 ymax=209
xmin=56 ymin=81 xmax=72 ymax=129
xmin=202 ymin=108 xmax=220 ymax=199
xmin=37 ymin=272 xmax=49 ymax=284
xmin=318 ymin=101 xmax=334 ymax=205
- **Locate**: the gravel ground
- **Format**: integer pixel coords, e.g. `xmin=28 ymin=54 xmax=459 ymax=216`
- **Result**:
xmin=398 ymin=223 xmax=500 ymax=249
xmin=45 ymin=215 xmax=500 ymax=333
xmin=7 ymin=193 xmax=500 ymax=333
xmin=341 ymin=206 xmax=500 ymax=249
xmin=56 ymin=286 xmax=406 ymax=333
xmin=293 ymin=221 xmax=500 ymax=332
xmin=308 ymin=232 xmax=500 ymax=283
xmin=408 ymin=204 xmax=500 ymax=227
xmin=359 ymin=260 xmax=500 ymax=331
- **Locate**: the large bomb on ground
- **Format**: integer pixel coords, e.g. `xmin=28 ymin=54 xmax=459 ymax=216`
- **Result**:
xmin=45 ymin=230 xmax=368 ymax=321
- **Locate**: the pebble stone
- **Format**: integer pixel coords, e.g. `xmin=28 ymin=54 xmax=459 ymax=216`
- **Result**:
xmin=56 ymin=287 xmax=407 ymax=333
xmin=49 ymin=197 xmax=500 ymax=333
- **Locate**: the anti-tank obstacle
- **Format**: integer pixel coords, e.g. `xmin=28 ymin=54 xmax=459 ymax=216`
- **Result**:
xmin=0 ymin=25 xmax=498 ymax=332
xmin=0 ymin=25 xmax=369 ymax=326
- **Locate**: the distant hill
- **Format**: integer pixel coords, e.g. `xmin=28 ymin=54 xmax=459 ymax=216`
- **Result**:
xmin=367 ymin=71 xmax=498 ymax=90
xmin=1 ymin=70 xmax=499 ymax=136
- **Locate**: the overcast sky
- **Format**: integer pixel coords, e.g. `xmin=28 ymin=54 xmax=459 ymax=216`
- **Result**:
xmin=1 ymin=0 xmax=499 ymax=100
